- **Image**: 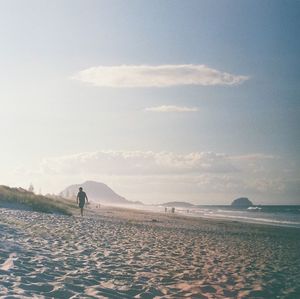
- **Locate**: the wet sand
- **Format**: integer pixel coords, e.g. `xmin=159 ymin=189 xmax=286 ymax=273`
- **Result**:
xmin=0 ymin=206 xmax=300 ymax=298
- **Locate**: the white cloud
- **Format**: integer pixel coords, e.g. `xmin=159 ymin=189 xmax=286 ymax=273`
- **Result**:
xmin=72 ymin=64 xmax=249 ymax=88
xmin=230 ymin=154 xmax=278 ymax=161
xmin=40 ymin=150 xmax=237 ymax=176
xmin=145 ymin=105 xmax=199 ymax=112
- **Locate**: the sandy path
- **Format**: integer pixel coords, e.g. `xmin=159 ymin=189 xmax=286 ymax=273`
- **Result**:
xmin=0 ymin=207 xmax=299 ymax=298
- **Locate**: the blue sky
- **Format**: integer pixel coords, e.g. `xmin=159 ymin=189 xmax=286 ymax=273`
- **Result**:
xmin=0 ymin=0 xmax=299 ymax=204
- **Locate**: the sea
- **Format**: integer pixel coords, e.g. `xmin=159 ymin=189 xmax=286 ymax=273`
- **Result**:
xmin=136 ymin=204 xmax=300 ymax=229
xmin=171 ymin=205 xmax=300 ymax=228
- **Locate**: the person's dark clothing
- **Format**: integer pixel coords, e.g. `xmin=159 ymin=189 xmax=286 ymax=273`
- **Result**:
xmin=77 ymin=191 xmax=87 ymax=208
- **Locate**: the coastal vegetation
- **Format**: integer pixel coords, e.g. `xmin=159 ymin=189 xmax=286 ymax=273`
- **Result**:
xmin=0 ymin=185 xmax=75 ymax=215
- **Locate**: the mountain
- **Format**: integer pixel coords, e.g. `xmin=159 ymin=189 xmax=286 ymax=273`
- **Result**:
xmin=60 ymin=181 xmax=142 ymax=205
xmin=161 ymin=201 xmax=195 ymax=208
xmin=231 ymin=197 xmax=253 ymax=207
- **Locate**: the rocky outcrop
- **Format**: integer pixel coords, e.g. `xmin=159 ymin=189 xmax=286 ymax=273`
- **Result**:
xmin=231 ymin=197 xmax=253 ymax=207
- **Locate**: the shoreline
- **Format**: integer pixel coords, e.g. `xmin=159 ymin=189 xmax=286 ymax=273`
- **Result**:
xmin=86 ymin=202 xmax=300 ymax=231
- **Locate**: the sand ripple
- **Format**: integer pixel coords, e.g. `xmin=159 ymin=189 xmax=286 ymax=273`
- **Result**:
xmin=0 ymin=207 xmax=300 ymax=298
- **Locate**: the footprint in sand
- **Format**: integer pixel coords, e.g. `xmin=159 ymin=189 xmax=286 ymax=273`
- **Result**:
xmin=1 ymin=253 xmax=17 ymax=271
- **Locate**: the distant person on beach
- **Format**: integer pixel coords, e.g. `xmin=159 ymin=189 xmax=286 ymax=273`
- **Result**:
xmin=76 ymin=187 xmax=88 ymax=216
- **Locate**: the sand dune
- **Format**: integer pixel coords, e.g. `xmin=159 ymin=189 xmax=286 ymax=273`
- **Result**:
xmin=0 ymin=206 xmax=299 ymax=298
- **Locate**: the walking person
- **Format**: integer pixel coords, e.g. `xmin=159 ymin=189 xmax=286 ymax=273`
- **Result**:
xmin=76 ymin=187 xmax=88 ymax=216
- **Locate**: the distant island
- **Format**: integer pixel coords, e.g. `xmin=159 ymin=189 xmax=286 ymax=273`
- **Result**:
xmin=60 ymin=181 xmax=143 ymax=206
xmin=161 ymin=201 xmax=195 ymax=208
xmin=160 ymin=198 xmax=254 ymax=209
xmin=231 ymin=197 xmax=253 ymax=207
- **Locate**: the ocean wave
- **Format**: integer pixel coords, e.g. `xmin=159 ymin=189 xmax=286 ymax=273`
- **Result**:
xmin=201 ymin=213 xmax=300 ymax=228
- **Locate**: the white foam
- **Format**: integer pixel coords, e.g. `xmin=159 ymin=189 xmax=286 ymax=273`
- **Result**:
xmin=202 ymin=213 xmax=300 ymax=228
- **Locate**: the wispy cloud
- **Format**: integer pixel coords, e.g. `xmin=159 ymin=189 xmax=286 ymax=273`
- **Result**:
xmin=72 ymin=64 xmax=249 ymax=88
xmin=145 ymin=105 xmax=199 ymax=112
xmin=40 ymin=150 xmax=281 ymax=178
xmin=40 ymin=150 xmax=237 ymax=176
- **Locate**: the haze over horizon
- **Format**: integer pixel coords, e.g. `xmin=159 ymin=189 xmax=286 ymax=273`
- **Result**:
xmin=0 ymin=1 xmax=299 ymax=205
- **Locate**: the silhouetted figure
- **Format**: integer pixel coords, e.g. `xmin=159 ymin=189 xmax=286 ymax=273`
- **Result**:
xmin=165 ymin=207 xmax=167 ymax=213
xmin=171 ymin=207 xmax=175 ymax=213
xmin=76 ymin=187 xmax=88 ymax=216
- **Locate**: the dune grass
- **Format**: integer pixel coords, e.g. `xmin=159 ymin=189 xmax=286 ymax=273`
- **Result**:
xmin=0 ymin=185 xmax=75 ymax=215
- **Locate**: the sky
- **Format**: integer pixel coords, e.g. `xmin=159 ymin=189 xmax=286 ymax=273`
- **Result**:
xmin=0 ymin=0 xmax=299 ymax=205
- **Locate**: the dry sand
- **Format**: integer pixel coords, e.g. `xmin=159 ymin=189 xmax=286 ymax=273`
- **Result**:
xmin=0 ymin=205 xmax=299 ymax=298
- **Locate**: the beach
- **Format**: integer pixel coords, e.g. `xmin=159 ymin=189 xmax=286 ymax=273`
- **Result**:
xmin=0 ymin=206 xmax=300 ymax=298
